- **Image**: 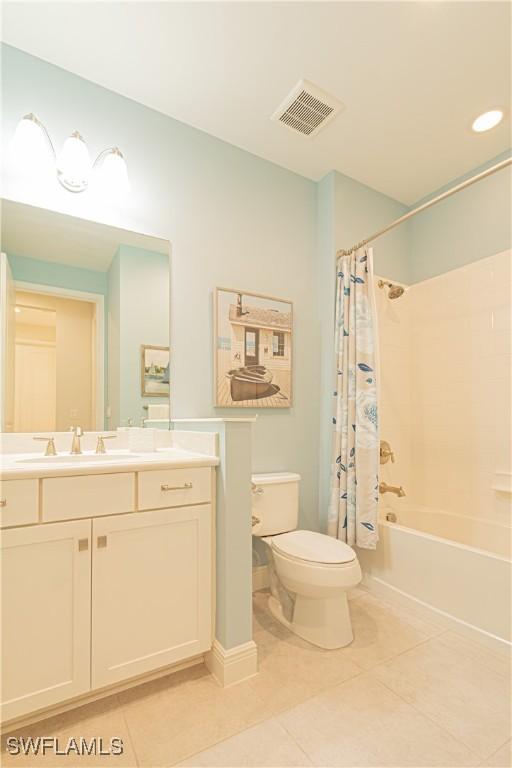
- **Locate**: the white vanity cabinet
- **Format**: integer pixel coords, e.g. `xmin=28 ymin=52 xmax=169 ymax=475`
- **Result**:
xmin=1 ymin=519 xmax=92 ymax=721
xmin=0 ymin=462 xmax=215 ymax=726
xmin=91 ymin=504 xmax=212 ymax=688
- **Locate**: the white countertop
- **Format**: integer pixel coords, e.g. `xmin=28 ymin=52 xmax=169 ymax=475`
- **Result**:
xmin=0 ymin=448 xmax=219 ymax=481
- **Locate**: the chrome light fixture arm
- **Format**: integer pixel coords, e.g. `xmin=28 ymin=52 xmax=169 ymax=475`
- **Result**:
xmin=22 ymin=112 xmax=57 ymax=159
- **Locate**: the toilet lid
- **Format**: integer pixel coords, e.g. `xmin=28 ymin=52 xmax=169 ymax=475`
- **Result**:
xmin=272 ymin=530 xmax=356 ymax=564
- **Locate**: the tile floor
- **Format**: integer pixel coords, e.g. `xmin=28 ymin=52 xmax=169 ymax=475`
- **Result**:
xmin=2 ymin=588 xmax=510 ymax=767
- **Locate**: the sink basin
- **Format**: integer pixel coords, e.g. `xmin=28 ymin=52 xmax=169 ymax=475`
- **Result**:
xmin=18 ymin=453 xmax=141 ymax=464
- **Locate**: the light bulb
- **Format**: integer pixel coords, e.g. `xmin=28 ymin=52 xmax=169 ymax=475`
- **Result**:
xmin=95 ymin=147 xmax=130 ymax=201
xmin=471 ymin=110 xmax=503 ymax=133
xmin=10 ymin=113 xmax=54 ymax=176
xmin=56 ymin=131 xmax=91 ymax=192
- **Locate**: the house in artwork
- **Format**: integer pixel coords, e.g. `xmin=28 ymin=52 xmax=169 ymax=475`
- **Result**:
xmin=228 ymin=293 xmax=292 ymax=371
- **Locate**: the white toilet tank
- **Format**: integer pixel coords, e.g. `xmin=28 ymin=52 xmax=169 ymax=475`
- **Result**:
xmin=251 ymin=472 xmax=300 ymax=536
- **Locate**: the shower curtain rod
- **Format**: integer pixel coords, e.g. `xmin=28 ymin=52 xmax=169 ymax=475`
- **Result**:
xmin=337 ymin=156 xmax=512 ymax=257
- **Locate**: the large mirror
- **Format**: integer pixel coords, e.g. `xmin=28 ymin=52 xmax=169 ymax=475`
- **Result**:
xmin=0 ymin=200 xmax=170 ymax=432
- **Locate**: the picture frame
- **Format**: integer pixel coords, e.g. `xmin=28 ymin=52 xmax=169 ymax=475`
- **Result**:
xmin=141 ymin=345 xmax=170 ymax=397
xmin=214 ymin=288 xmax=293 ymax=408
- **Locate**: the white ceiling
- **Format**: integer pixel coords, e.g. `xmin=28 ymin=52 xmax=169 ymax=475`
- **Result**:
xmin=2 ymin=1 xmax=510 ymax=203
xmin=2 ymin=199 xmax=169 ymax=271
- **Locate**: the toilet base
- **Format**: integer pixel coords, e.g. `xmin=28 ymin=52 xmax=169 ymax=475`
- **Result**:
xmin=268 ymin=591 xmax=354 ymax=650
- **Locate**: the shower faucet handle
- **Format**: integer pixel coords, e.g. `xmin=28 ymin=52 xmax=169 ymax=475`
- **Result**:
xmin=380 ymin=440 xmax=395 ymax=464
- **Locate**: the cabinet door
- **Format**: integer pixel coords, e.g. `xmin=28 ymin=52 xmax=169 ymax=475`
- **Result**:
xmin=1 ymin=520 xmax=91 ymax=722
xmin=91 ymin=505 xmax=212 ymax=688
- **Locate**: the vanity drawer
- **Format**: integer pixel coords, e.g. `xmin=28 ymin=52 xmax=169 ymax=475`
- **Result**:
xmin=42 ymin=473 xmax=135 ymax=522
xmin=0 ymin=479 xmax=39 ymax=527
xmin=138 ymin=467 xmax=211 ymax=510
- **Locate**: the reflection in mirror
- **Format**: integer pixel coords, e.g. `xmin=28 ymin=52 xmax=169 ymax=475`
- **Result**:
xmin=0 ymin=200 xmax=170 ymax=432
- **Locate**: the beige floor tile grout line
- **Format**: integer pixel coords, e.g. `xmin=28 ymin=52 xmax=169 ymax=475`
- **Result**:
xmin=482 ymin=737 xmax=512 ymax=765
xmin=275 ymin=719 xmax=315 ymax=768
xmin=374 ymin=672 xmax=484 ymax=765
xmin=108 ymin=616 xmax=499 ymax=768
xmin=120 ymin=701 xmax=140 ymax=768
xmin=36 ymin=592 xmax=501 ymax=768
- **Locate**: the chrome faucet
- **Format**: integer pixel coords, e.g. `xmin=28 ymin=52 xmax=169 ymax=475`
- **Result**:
xmin=379 ymin=481 xmax=406 ymax=497
xmin=70 ymin=426 xmax=83 ymax=455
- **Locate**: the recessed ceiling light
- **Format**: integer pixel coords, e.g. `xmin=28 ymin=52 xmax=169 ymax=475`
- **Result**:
xmin=472 ymin=110 xmax=504 ymax=133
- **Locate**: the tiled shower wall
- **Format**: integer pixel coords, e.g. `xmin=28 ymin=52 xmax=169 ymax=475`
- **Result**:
xmin=377 ymin=250 xmax=511 ymax=526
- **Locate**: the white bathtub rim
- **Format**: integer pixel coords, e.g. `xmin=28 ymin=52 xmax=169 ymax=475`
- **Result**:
xmin=378 ymin=518 xmax=511 ymax=563
xmin=362 ymin=573 xmax=512 ymax=658
xmin=380 ymin=500 xmax=511 ymax=533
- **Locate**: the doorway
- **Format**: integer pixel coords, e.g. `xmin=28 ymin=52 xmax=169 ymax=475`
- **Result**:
xmin=244 ymin=327 xmax=259 ymax=366
xmin=13 ymin=290 xmax=98 ymax=432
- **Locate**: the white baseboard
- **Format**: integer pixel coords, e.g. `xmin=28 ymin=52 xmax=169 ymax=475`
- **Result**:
xmin=362 ymin=574 xmax=511 ymax=658
xmin=205 ymin=639 xmax=258 ymax=687
xmin=253 ymin=565 xmax=270 ymax=592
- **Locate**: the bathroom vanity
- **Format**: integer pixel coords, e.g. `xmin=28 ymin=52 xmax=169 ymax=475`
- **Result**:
xmin=0 ymin=200 xmax=256 ymax=731
xmin=0 ymin=445 xmax=217 ymax=726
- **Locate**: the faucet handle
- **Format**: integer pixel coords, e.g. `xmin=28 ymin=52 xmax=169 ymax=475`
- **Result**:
xmin=95 ymin=435 xmax=116 ymax=454
xmin=33 ymin=436 xmax=57 ymax=456
xmin=380 ymin=440 xmax=395 ymax=464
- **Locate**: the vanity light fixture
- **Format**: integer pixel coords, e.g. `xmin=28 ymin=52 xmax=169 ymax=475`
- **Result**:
xmin=11 ymin=113 xmax=129 ymax=197
xmin=471 ymin=109 xmax=504 ymax=133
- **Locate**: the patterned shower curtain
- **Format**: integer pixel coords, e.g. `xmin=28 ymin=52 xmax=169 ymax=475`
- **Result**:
xmin=328 ymin=247 xmax=379 ymax=549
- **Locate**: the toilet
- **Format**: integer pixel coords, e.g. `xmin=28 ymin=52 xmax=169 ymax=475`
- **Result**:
xmin=252 ymin=472 xmax=361 ymax=649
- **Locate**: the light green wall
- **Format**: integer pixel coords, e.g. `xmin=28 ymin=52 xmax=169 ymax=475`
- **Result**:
xmin=333 ymin=172 xmax=411 ymax=284
xmin=1 ymin=43 xmax=320 ymax=537
xmin=176 ymin=420 xmax=254 ymax=650
xmin=108 ymin=244 xmax=169 ymax=427
xmin=408 ymin=151 xmax=512 ymax=283
xmin=7 ymin=252 xmax=108 ymax=296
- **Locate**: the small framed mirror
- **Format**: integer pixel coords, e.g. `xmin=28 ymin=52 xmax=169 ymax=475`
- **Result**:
xmin=0 ymin=199 xmax=171 ymax=432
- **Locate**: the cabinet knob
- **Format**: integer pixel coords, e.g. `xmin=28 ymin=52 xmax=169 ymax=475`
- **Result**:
xmin=97 ymin=535 xmax=108 ymax=548
xmin=78 ymin=538 xmax=89 ymax=551
xmin=0 ymin=499 xmax=6 ymax=507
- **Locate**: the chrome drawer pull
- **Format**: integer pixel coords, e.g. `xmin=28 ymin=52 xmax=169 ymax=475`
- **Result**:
xmin=0 ymin=499 xmax=6 ymax=507
xmin=160 ymin=482 xmax=193 ymax=492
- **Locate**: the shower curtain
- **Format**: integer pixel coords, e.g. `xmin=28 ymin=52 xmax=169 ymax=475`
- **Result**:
xmin=328 ymin=247 xmax=379 ymax=549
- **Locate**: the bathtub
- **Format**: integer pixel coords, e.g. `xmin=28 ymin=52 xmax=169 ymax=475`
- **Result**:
xmin=357 ymin=505 xmax=512 ymax=648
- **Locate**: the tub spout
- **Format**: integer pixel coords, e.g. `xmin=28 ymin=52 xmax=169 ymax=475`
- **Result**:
xmin=379 ymin=481 xmax=406 ymax=497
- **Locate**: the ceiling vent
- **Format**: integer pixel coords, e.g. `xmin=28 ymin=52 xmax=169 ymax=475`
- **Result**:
xmin=271 ymin=79 xmax=344 ymax=138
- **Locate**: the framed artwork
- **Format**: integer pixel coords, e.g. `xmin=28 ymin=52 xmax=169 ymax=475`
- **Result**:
xmin=141 ymin=345 xmax=170 ymax=397
xmin=214 ymin=288 xmax=293 ymax=408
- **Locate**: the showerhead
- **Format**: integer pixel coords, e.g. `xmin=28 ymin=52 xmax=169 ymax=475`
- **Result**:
xmin=388 ymin=284 xmax=405 ymax=299
xmin=378 ymin=280 xmax=406 ymax=300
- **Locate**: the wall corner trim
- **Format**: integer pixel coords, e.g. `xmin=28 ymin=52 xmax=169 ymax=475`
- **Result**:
xmin=205 ymin=639 xmax=258 ymax=687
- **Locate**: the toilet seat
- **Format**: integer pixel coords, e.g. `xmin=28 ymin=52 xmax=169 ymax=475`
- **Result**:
xmin=270 ymin=530 xmax=356 ymax=565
